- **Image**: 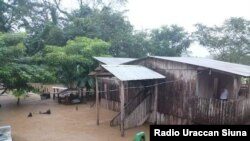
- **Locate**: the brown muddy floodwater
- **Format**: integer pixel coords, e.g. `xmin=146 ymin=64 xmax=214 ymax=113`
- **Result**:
xmin=0 ymin=94 xmax=150 ymax=141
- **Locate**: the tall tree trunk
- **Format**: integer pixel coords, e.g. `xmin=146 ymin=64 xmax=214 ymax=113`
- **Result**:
xmin=17 ymin=97 xmax=20 ymax=105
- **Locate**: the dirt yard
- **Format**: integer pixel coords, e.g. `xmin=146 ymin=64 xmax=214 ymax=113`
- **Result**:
xmin=0 ymin=94 xmax=149 ymax=141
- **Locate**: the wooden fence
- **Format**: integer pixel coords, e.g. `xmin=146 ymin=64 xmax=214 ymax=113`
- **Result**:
xmin=191 ymin=97 xmax=250 ymax=124
xmin=100 ymin=99 xmax=120 ymax=112
xmin=110 ymin=89 xmax=151 ymax=127
xmin=124 ymin=93 xmax=152 ymax=129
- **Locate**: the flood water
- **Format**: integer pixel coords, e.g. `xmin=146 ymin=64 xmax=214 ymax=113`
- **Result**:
xmin=0 ymin=93 xmax=150 ymax=141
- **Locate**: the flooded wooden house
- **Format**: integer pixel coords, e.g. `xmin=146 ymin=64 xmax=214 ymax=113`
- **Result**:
xmin=127 ymin=56 xmax=250 ymax=125
xmin=90 ymin=57 xmax=165 ymax=136
xmin=90 ymin=56 xmax=250 ymax=136
xmin=90 ymin=57 xmax=138 ymax=112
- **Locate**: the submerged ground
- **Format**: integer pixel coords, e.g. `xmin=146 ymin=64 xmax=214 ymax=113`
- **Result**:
xmin=0 ymin=94 xmax=149 ymax=141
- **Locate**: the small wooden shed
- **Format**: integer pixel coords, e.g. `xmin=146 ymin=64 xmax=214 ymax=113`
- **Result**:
xmin=90 ymin=64 xmax=165 ymax=136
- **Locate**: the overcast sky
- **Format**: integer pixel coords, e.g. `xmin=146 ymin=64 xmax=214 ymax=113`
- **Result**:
xmin=62 ymin=0 xmax=250 ymax=57
xmin=126 ymin=0 xmax=250 ymax=31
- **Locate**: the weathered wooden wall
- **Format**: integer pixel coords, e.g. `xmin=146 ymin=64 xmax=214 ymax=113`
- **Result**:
xmin=129 ymin=57 xmax=248 ymax=124
xmin=191 ymin=97 xmax=250 ymax=124
xmin=97 ymin=57 xmax=249 ymax=126
xmin=110 ymin=84 xmax=153 ymax=127
xmin=98 ymin=78 xmax=120 ymax=112
xmin=197 ymin=70 xmax=213 ymax=98
xmin=124 ymin=93 xmax=152 ymax=129
xmin=198 ymin=70 xmax=241 ymax=99
xmin=129 ymin=57 xmax=197 ymax=124
xmin=98 ymin=78 xmax=150 ymax=112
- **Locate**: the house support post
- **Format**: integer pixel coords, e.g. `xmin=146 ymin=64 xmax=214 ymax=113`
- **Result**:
xmin=233 ymin=77 xmax=238 ymax=100
xmin=154 ymin=81 xmax=158 ymax=124
xmin=195 ymin=72 xmax=199 ymax=96
xmin=213 ymin=78 xmax=218 ymax=98
xmin=120 ymin=81 xmax=125 ymax=137
xmin=104 ymin=83 xmax=107 ymax=108
xmin=96 ymin=76 xmax=99 ymax=125
xmin=248 ymin=78 xmax=250 ymax=98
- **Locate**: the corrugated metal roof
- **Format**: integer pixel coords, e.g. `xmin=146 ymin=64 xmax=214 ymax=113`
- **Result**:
xmin=152 ymin=56 xmax=250 ymax=77
xmin=94 ymin=57 xmax=136 ymax=65
xmin=101 ymin=65 xmax=165 ymax=81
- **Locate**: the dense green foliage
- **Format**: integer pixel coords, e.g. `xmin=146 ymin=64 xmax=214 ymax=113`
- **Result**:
xmin=193 ymin=17 xmax=250 ymax=64
xmin=0 ymin=32 xmax=55 ymax=104
xmin=40 ymin=37 xmax=110 ymax=88
xmin=150 ymin=25 xmax=191 ymax=56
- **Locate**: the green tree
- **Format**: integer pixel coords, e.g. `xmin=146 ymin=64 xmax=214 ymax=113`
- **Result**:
xmin=0 ymin=0 xmax=69 ymax=55
xmin=114 ymin=30 xmax=151 ymax=58
xmin=63 ymin=6 xmax=133 ymax=57
xmin=0 ymin=0 xmax=31 ymax=32
xmin=25 ymin=22 xmax=66 ymax=55
xmin=149 ymin=25 xmax=191 ymax=56
xmin=193 ymin=17 xmax=250 ymax=64
xmin=0 ymin=0 xmax=51 ymax=32
xmin=0 ymin=32 xmax=55 ymax=104
xmin=74 ymin=0 xmax=127 ymax=11
xmin=40 ymin=36 xmax=110 ymax=88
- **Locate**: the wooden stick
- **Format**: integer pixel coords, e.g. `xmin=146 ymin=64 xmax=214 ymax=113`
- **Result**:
xmin=154 ymin=81 xmax=158 ymax=124
xmin=96 ymin=76 xmax=99 ymax=125
xmin=120 ymin=81 xmax=125 ymax=137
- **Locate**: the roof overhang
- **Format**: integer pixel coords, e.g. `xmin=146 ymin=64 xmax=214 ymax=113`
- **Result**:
xmin=93 ymin=57 xmax=137 ymax=65
xmin=151 ymin=56 xmax=250 ymax=77
xmin=89 ymin=65 xmax=166 ymax=81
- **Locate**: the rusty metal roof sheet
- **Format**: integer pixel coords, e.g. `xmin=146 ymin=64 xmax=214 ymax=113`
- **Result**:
xmin=94 ymin=57 xmax=136 ymax=65
xmin=101 ymin=65 xmax=165 ymax=81
xmin=152 ymin=56 xmax=250 ymax=77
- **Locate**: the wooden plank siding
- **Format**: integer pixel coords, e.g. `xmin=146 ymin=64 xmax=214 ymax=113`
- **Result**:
xmin=110 ymin=85 xmax=153 ymax=128
xmin=129 ymin=57 xmax=197 ymax=124
xmin=124 ymin=93 xmax=152 ymax=129
xmin=99 ymin=78 xmax=120 ymax=112
xmin=98 ymin=78 xmax=153 ymax=112
xmin=128 ymin=57 xmax=250 ymax=124
xmin=96 ymin=57 xmax=250 ymax=126
xmin=197 ymin=70 xmax=242 ymax=99
xmin=191 ymin=97 xmax=250 ymax=124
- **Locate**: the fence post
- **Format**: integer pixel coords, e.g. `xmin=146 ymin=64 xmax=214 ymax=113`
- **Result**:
xmin=120 ymin=81 xmax=125 ymax=137
xmin=153 ymin=81 xmax=158 ymax=124
xmin=96 ymin=76 xmax=99 ymax=126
